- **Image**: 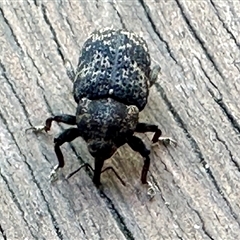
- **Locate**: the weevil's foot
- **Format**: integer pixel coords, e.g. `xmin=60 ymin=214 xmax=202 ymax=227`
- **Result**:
xmin=152 ymin=137 xmax=177 ymax=147
xmin=49 ymin=166 xmax=61 ymax=182
xmin=149 ymin=65 xmax=161 ymax=87
xmin=147 ymin=181 xmax=156 ymax=200
xmin=25 ymin=125 xmax=48 ymax=133
xmin=159 ymin=137 xmax=177 ymax=147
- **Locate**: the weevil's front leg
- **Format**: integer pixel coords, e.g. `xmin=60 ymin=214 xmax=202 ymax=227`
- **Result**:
xmin=135 ymin=122 xmax=161 ymax=143
xmin=27 ymin=114 xmax=76 ymax=133
xmin=50 ymin=127 xmax=80 ymax=182
xmin=135 ymin=122 xmax=177 ymax=147
xmin=92 ymin=158 xmax=104 ymax=187
xmin=127 ymin=135 xmax=151 ymax=184
xmin=45 ymin=115 xmax=76 ymax=132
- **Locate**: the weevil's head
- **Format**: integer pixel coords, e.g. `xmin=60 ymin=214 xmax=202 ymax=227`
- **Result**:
xmin=76 ymin=97 xmax=139 ymax=160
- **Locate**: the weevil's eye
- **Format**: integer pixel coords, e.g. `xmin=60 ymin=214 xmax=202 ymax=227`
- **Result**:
xmin=88 ymin=142 xmax=98 ymax=153
xmin=127 ymin=105 xmax=139 ymax=115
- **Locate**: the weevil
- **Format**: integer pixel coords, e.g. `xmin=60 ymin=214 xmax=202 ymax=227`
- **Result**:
xmin=31 ymin=29 xmax=176 ymax=187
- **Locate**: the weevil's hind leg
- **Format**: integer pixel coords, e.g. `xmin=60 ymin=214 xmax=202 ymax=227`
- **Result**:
xmin=149 ymin=65 xmax=161 ymax=87
xmin=64 ymin=59 xmax=76 ymax=82
xmin=27 ymin=114 xmax=76 ymax=133
xmin=135 ymin=122 xmax=177 ymax=147
xmin=50 ymin=127 xmax=80 ymax=182
xmin=92 ymin=158 xmax=104 ymax=187
xmin=127 ymin=135 xmax=151 ymax=184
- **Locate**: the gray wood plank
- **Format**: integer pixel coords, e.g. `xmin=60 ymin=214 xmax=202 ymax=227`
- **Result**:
xmin=0 ymin=1 xmax=239 ymax=239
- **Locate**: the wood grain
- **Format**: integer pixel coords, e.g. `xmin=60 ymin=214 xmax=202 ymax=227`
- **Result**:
xmin=0 ymin=1 xmax=239 ymax=239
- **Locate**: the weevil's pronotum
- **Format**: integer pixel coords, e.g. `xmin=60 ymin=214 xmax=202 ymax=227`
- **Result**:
xmin=31 ymin=29 xmax=176 ymax=187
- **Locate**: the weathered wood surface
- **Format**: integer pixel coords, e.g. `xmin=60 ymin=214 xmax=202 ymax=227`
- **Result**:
xmin=0 ymin=1 xmax=240 ymax=239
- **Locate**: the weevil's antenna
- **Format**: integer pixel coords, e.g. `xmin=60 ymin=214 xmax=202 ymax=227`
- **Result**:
xmin=66 ymin=164 xmax=126 ymax=186
xmin=101 ymin=166 xmax=126 ymax=186
xmin=66 ymin=163 xmax=94 ymax=179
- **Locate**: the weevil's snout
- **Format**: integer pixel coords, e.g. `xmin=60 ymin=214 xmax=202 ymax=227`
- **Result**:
xmin=88 ymin=140 xmax=117 ymax=160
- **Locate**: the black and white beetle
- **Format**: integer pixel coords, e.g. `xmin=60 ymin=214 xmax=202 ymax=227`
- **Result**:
xmin=32 ymin=29 xmax=176 ymax=187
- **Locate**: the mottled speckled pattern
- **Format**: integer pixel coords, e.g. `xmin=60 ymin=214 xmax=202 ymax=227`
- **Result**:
xmin=73 ymin=29 xmax=151 ymax=111
xmin=76 ymin=97 xmax=139 ymax=159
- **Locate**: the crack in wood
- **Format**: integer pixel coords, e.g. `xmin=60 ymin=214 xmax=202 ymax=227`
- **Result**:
xmin=175 ymin=0 xmax=224 ymax=79
xmin=195 ymin=56 xmax=240 ymax=136
xmin=209 ymin=0 xmax=240 ymax=49
xmin=0 ymin=224 xmax=7 ymax=240
xmin=0 ymin=7 xmax=24 ymax=56
xmin=41 ymin=4 xmax=65 ymax=62
xmin=213 ymin=128 xmax=240 ymax=172
xmin=0 ymin=109 xmax=64 ymax=239
xmin=0 ymin=61 xmax=31 ymax=124
xmin=111 ymin=2 xmax=126 ymax=29
xmin=99 ymin=191 xmax=135 ymax=240
xmin=138 ymin=0 xmax=179 ymax=65
xmin=153 ymin=82 xmax=240 ymax=225
xmin=186 ymin=202 xmax=215 ymax=240
xmin=0 ymin=162 xmax=38 ymax=239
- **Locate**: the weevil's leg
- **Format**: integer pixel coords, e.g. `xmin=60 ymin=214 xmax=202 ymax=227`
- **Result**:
xmin=27 ymin=114 xmax=76 ymax=133
xmin=101 ymin=166 xmax=126 ymax=186
xmin=44 ymin=115 xmax=76 ymax=132
xmin=135 ymin=122 xmax=162 ymax=144
xmin=135 ymin=122 xmax=177 ymax=147
xmin=50 ymin=127 xmax=80 ymax=182
xmin=127 ymin=135 xmax=151 ymax=184
xmin=64 ymin=59 xmax=76 ymax=82
xmin=149 ymin=65 xmax=161 ymax=87
xmin=92 ymin=158 xmax=104 ymax=187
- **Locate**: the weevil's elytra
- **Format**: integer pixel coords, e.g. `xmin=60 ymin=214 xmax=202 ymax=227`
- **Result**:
xmin=33 ymin=28 xmax=176 ymax=187
xmin=74 ymin=29 xmax=151 ymax=111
